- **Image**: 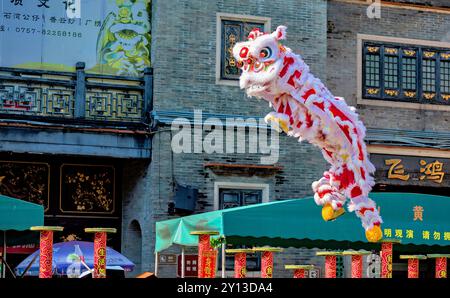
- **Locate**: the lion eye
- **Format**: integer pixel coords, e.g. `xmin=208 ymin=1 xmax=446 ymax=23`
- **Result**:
xmin=259 ymin=47 xmax=272 ymax=59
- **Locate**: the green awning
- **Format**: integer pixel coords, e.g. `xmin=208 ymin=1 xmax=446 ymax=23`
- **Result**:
xmin=0 ymin=194 xmax=44 ymax=231
xmin=155 ymin=192 xmax=450 ymax=253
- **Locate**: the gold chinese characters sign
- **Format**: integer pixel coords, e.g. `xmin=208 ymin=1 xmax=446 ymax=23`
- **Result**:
xmin=371 ymin=155 xmax=449 ymax=187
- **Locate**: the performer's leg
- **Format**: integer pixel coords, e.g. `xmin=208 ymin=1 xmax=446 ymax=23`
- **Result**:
xmin=343 ymin=171 xmax=383 ymax=242
xmin=312 ymin=171 xmax=346 ymax=221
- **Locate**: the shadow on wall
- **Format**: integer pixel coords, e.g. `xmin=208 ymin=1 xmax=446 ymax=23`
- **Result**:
xmin=125 ymin=220 xmax=143 ymax=277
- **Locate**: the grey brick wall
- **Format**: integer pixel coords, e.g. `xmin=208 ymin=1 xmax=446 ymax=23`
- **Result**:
xmin=121 ymin=0 xmax=394 ymax=278
xmin=151 ymin=0 xmax=328 ymax=115
xmin=327 ymin=1 xmax=450 ymax=132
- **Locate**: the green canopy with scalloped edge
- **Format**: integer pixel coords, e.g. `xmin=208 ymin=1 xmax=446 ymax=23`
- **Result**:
xmin=156 ymin=193 xmax=450 ymax=253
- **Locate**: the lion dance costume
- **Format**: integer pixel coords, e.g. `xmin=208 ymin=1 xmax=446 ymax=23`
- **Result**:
xmin=233 ymin=26 xmax=382 ymax=242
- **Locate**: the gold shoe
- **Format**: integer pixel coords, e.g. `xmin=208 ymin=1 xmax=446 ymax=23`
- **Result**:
xmin=322 ymin=203 xmax=345 ymax=222
xmin=365 ymin=225 xmax=382 ymax=243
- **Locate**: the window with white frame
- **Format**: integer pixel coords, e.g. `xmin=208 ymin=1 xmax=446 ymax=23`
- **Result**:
xmin=362 ymin=40 xmax=450 ymax=105
xmin=214 ymin=182 xmax=268 ymax=272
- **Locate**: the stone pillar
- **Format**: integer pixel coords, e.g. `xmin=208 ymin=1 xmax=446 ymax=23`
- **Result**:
xmin=225 ymin=249 xmax=254 ymax=278
xmin=30 ymin=226 xmax=64 ymax=278
xmin=342 ymin=250 xmax=371 ymax=278
xmin=85 ymin=228 xmax=117 ymax=278
xmin=427 ymin=254 xmax=450 ymax=278
xmin=253 ymin=247 xmax=283 ymax=278
xmin=190 ymin=231 xmax=219 ymax=278
xmin=400 ymin=255 xmax=427 ymax=278
xmin=316 ymin=251 xmax=343 ymax=278
xmin=285 ymin=265 xmax=314 ymax=278
xmin=379 ymin=239 xmax=401 ymax=278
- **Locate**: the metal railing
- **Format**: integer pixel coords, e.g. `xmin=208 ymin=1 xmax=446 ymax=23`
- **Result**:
xmin=0 ymin=62 xmax=153 ymax=124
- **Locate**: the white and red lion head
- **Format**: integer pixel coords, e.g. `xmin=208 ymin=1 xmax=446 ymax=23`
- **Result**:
xmin=233 ymin=25 xmax=310 ymax=100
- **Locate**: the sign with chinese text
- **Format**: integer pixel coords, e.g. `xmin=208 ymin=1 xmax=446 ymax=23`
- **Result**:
xmin=370 ymin=193 xmax=450 ymax=246
xmin=371 ymin=154 xmax=449 ymax=188
xmin=0 ymin=0 xmax=151 ymax=76
xmin=159 ymin=253 xmax=177 ymax=264
xmin=177 ymin=254 xmax=198 ymax=278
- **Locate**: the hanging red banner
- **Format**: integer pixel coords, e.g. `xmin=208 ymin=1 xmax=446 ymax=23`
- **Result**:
xmin=199 ymin=250 xmax=217 ymax=278
xmin=435 ymin=257 xmax=447 ymax=278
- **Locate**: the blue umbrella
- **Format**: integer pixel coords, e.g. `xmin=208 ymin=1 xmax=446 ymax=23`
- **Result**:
xmin=15 ymin=241 xmax=135 ymax=277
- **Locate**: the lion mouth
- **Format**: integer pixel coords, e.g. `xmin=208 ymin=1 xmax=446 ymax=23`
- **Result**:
xmin=245 ymin=83 xmax=269 ymax=96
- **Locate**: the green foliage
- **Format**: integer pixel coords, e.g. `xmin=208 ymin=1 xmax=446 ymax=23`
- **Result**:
xmin=210 ymin=236 xmax=226 ymax=249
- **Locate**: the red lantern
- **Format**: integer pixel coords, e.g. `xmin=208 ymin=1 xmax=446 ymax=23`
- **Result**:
xmin=400 ymin=255 xmax=427 ymax=279
xmin=342 ymin=250 xmax=371 ymax=278
xmin=85 ymin=228 xmax=117 ymax=278
xmin=380 ymin=239 xmax=401 ymax=278
xmin=316 ymin=251 xmax=342 ymax=278
xmin=30 ymin=226 xmax=64 ymax=279
xmin=285 ymin=265 xmax=314 ymax=278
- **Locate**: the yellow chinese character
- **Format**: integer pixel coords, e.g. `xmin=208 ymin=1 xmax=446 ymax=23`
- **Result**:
xmin=395 ymin=229 xmax=403 ymax=238
xmin=413 ymin=206 xmax=424 ymax=221
xmin=384 ymin=228 xmax=392 ymax=238
xmin=423 ymin=231 xmax=430 ymax=240
xmin=444 ymin=232 xmax=450 ymax=241
xmin=420 ymin=160 xmax=445 ymax=184
xmin=205 ymin=267 xmax=211 ymax=275
xmin=98 ymin=248 xmax=106 ymax=257
xmin=385 ymin=159 xmax=410 ymax=181
xmin=406 ymin=230 xmax=414 ymax=239
xmin=266 ymin=266 xmax=273 ymax=276
xmin=434 ymin=231 xmax=441 ymax=240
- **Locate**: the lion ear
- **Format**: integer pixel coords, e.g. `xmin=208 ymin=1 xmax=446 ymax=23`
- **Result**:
xmin=274 ymin=25 xmax=287 ymax=41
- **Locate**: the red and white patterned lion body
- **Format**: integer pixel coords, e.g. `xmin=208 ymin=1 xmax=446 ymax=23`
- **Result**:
xmin=233 ymin=26 xmax=383 ymax=242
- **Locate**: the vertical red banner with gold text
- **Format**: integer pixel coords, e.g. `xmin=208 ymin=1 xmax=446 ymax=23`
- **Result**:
xmin=200 ymin=250 xmax=217 ymax=278
xmin=94 ymin=232 xmax=107 ymax=278
xmin=435 ymin=258 xmax=447 ymax=278
xmin=261 ymin=251 xmax=273 ymax=278
xmin=197 ymin=234 xmax=211 ymax=278
xmin=234 ymin=252 xmax=247 ymax=278
xmin=408 ymin=259 xmax=419 ymax=278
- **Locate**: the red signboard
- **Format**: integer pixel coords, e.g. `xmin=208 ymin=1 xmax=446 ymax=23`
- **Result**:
xmin=177 ymin=254 xmax=198 ymax=277
xmin=0 ymin=244 xmax=38 ymax=254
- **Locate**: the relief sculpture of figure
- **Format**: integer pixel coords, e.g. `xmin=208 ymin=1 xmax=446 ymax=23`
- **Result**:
xmin=233 ymin=26 xmax=383 ymax=242
xmin=96 ymin=0 xmax=151 ymax=76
